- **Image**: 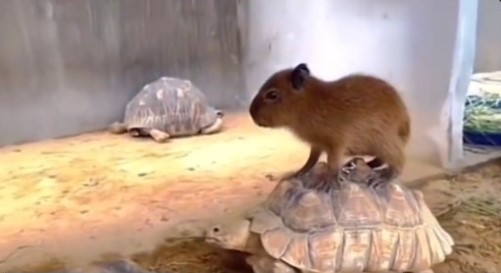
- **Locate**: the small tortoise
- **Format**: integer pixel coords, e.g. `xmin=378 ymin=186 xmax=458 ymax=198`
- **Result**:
xmin=205 ymin=160 xmax=454 ymax=273
xmin=109 ymin=76 xmax=224 ymax=142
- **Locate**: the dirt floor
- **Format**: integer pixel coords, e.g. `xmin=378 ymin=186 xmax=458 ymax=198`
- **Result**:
xmin=0 ymin=113 xmax=499 ymax=273
xmin=426 ymin=161 xmax=501 ymax=273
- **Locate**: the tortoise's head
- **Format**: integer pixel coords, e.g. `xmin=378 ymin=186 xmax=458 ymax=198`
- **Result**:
xmin=214 ymin=109 xmax=224 ymax=118
xmin=199 ymin=107 xmax=224 ymax=133
xmin=204 ymin=219 xmax=252 ymax=252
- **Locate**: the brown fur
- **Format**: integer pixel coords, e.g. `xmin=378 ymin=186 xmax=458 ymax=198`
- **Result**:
xmin=249 ymin=63 xmax=411 ymax=185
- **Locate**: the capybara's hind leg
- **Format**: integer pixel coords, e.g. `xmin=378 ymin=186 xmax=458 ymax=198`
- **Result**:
xmin=369 ymin=136 xmax=405 ymax=188
xmin=366 ymin=157 xmax=385 ymax=169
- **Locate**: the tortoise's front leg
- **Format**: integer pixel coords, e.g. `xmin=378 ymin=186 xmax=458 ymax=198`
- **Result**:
xmin=149 ymin=129 xmax=170 ymax=143
xmin=246 ymin=255 xmax=298 ymax=273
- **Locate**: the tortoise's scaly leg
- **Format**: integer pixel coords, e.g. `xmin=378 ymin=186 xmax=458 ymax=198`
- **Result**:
xmin=201 ymin=117 xmax=223 ymax=134
xmin=149 ymin=129 xmax=170 ymax=143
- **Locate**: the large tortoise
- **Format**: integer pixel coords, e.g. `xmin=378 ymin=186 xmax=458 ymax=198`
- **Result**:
xmin=109 ymin=76 xmax=224 ymax=142
xmin=205 ymin=159 xmax=454 ymax=273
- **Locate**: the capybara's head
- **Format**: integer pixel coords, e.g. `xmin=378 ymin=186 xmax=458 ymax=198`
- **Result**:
xmin=249 ymin=63 xmax=311 ymax=128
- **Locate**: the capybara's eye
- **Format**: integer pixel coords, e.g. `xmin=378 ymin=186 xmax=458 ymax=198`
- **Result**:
xmin=264 ymin=89 xmax=280 ymax=103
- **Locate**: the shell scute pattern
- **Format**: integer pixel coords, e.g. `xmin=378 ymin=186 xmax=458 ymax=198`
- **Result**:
xmin=258 ymin=163 xmax=454 ymax=273
xmin=282 ymin=190 xmax=335 ymax=232
xmin=382 ymin=184 xmax=422 ymax=227
xmin=412 ymin=228 xmax=433 ymax=268
xmin=333 ymin=183 xmax=383 ymax=227
xmin=267 ymin=178 xmax=302 ymax=215
xmin=124 ymin=76 xmax=219 ymax=136
xmin=338 ymin=229 xmax=372 ymax=271
xmin=365 ymin=229 xmax=399 ymax=271
xmin=392 ymin=229 xmax=417 ymax=271
xmin=281 ymin=236 xmax=312 ymax=270
xmin=307 ymin=229 xmax=343 ymax=272
xmin=260 ymin=227 xmax=290 ymax=259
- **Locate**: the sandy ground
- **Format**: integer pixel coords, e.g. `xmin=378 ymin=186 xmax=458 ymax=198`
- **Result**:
xmin=427 ymin=161 xmax=501 ymax=273
xmin=0 ymin=113 xmax=470 ymax=272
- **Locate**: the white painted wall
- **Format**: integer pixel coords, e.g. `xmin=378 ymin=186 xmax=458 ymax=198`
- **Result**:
xmin=244 ymin=0 xmax=476 ymax=168
xmin=475 ymin=0 xmax=501 ymax=73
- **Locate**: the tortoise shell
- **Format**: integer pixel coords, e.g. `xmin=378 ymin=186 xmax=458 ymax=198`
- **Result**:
xmin=249 ymin=163 xmax=454 ymax=273
xmin=123 ymin=76 xmax=221 ymax=137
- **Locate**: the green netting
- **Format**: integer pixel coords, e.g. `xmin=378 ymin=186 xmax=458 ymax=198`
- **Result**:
xmin=464 ymin=91 xmax=501 ymax=134
xmin=463 ymin=72 xmax=501 ymax=147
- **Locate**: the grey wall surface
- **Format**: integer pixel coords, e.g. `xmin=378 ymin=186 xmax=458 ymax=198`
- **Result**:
xmin=474 ymin=0 xmax=501 ymax=73
xmin=0 ymin=0 xmax=245 ymax=146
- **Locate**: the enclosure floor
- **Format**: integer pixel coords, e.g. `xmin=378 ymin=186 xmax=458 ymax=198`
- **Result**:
xmin=0 ymin=113 xmax=445 ymax=270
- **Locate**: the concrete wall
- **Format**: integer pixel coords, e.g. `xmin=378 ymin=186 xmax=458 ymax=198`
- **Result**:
xmin=0 ymin=0 xmax=476 ymax=168
xmin=474 ymin=0 xmax=501 ymax=73
xmin=243 ymin=0 xmax=460 ymax=166
xmin=0 ymin=0 xmax=245 ymax=146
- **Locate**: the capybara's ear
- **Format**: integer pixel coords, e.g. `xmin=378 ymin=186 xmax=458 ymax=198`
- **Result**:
xmin=290 ymin=63 xmax=310 ymax=91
